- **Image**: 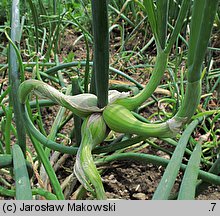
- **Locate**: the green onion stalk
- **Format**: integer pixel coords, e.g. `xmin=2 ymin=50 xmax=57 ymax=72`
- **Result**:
xmin=91 ymin=0 xmax=109 ymax=108
xmin=9 ymin=0 xmax=26 ymax=155
xmin=74 ymin=114 xmax=107 ymax=199
xmin=114 ymin=51 xmax=168 ymax=111
xmin=177 ymin=142 xmax=202 ymax=200
xmin=155 ymin=0 xmax=169 ymax=50
xmin=71 ymin=76 xmax=83 ymax=146
xmin=19 ymin=79 xmax=102 ymax=117
xmin=176 ymin=0 xmax=219 ymax=121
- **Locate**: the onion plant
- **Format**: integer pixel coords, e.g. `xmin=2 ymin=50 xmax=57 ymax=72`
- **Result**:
xmin=0 ymin=0 xmax=220 ymax=200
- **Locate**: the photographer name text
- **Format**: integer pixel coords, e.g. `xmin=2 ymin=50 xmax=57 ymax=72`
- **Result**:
xmin=2 ymin=202 xmax=116 ymax=213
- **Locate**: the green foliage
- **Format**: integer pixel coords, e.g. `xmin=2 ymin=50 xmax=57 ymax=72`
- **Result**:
xmin=0 ymin=0 xmax=10 ymax=25
xmin=0 ymin=0 xmax=220 ymax=201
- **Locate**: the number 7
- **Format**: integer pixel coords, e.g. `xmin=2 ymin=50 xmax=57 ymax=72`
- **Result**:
xmin=211 ymin=203 xmax=216 ymax=211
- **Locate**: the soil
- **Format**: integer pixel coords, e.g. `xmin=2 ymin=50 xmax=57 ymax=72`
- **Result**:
xmin=102 ymin=162 xmax=220 ymax=200
xmin=103 ymin=162 xmax=169 ymax=200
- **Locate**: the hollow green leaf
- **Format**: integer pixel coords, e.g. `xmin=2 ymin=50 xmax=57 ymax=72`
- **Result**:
xmin=143 ymin=0 xmax=160 ymax=48
xmin=8 ymin=0 xmax=26 ymax=155
xmin=91 ymin=0 xmax=109 ymax=108
xmin=152 ymin=119 xmax=200 ymax=200
xmin=156 ymin=0 xmax=169 ymax=50
xmin=165 ymin=0 xmax=191 ymax=53
xmin=12 ymin=144 xmax=32 ymax=200
xmin=178 ymin=143 xmax=202 ymax=200
xmin=188 ymin=0 xmax=219 ymax=82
